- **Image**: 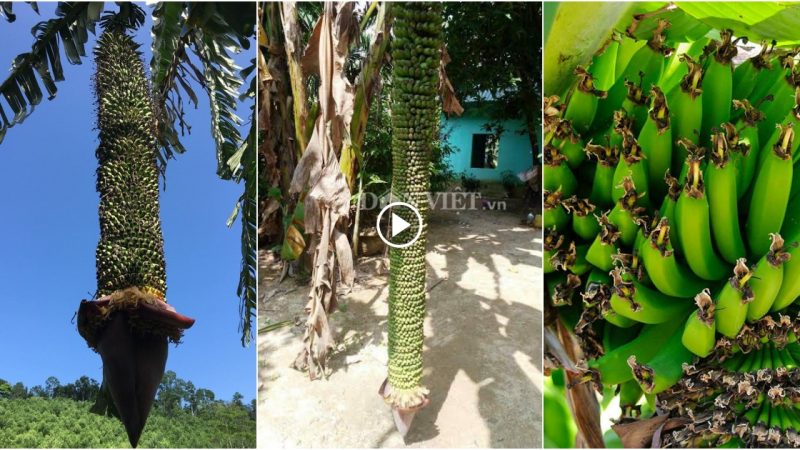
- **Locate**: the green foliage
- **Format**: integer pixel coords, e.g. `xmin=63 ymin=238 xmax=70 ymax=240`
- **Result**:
xmin=0 ymin=372 xmax=255 ymax=448
xmin=0 ymin=2 xmax=104 ymax=143
xmin=500 ymin=170 xmax=521 ymax=195
xmin=442 ymin=2 xmax=541 ymax=150
xmin=0 ymin=398 xmax=255 ymax=448
xmin=459 ymin=172 xmax=480 ymax=192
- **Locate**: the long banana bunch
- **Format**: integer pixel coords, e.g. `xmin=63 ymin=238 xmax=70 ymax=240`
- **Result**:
xmin=545 ymin=22 xmax=800 ymax=447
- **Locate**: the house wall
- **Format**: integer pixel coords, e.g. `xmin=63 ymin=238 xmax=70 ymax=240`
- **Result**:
xmin=442 ymin=112 xmax=535 ymax=182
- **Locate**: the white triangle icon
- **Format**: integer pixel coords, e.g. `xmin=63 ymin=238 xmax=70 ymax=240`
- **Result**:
xmin=391 ymin=213 xmax=411 ymax=238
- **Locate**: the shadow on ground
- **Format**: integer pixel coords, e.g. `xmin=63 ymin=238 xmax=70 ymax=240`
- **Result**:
xmin=258 ymin=207 xmax=542 ymax=448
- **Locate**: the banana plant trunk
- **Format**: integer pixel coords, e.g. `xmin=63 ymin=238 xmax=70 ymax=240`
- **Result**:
xmin=380 ymin=2 xmax=441 ymax=436
xmin=76 ymin=29 xmax=194 ymax=448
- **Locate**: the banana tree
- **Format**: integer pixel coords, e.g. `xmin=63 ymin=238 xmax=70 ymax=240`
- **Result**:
xmin=259 ymin=2 xmax=391 ymax=375
xmin=260 ymin=1 xmax=391 ymax=262
xmin=0 ymin=1 xmax=257 ymax=346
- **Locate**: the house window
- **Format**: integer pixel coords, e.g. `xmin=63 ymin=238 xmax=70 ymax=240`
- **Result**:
xmin=471 ymin=133 xmax=498 ymax=169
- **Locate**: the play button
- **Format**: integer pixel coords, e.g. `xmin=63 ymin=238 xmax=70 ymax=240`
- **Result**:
xmin=377 ymin=201 xmax=423 ymax=249
xmin=391 ymin=213 xmax=411 ymax=237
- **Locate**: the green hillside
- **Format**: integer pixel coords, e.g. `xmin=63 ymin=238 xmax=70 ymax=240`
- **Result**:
xmin=0 ymin=373 xmax=255 ymax=448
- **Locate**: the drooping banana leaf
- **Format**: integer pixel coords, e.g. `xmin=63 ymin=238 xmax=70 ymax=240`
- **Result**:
xmin=0 ymin=2 xmax=103 ymax=143
xmin=0 ymin=2 xmax=39 ymax=22
xmin=677 ymin=2 xmax=800 ymax=46
xmin=148 ymin=2 xmax=257 ymax=345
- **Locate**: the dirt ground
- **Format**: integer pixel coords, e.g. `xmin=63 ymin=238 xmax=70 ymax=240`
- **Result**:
xmin=257 ymin=206 xmax=543 ymax=448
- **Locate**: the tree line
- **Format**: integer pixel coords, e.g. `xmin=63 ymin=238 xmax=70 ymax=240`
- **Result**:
xmin=0 ymin=371 xmax=255 ymax=420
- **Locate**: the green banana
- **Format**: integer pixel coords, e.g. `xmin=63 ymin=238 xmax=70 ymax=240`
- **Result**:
xmin=585 ymin=139 xmax=619 ymax=209
xmin=730 ymin=101 xmax=766 ymax=199
xmin=758 ymin=89 xmax=800 ymax=168
xmin=589 ymin=319 xmax=684 ymax=385
xmin=590 ymin=35 xmax=620 ymax=92
xmin=618 ymin=379 xmax=643 ymax=418
xmin=781 ymin=190 xmax=800 ymax=243
xmin=596 ymin=24 xmax=667 ymax=132
xmin=551 ymin=241 xmax=592 ymax=276
xmin=544 ymin=144 xmax=578 ymax=196
xmin=614 ymin=36 xmax=647 ymax=82
xmin=551 ymin=120 xmax=586 ymax=169
xmin=681 ymin=289 xmax=716 ymax=358
xmin=747 ymin=234 xmax=789 ymax=321
xmin=564 ymin=66 xmax=607 ymax=134
xmin=748 ymin=49 xmax=788 ymax=124
xmin=707 ymin=129 xmax=746 ymax=263
xmin=759 ymin=54 xmax=799 ymax=144
xmin=715 ymin=258 xmax=754 ymax=338
xmin=628 ymin=319 xmax=694 ymax=394
xmin=675 ymin=157 xmax=730 ymax=280
xmin=747 ymin=123 xmax=794 ymax=258
xmin=564 ymin=196 xmax=600 ymax=241
xmin=609 ymin=267 xmax=692 ymax=324
xmin=612 ymin=131 xmax=649 ymax=207
xmin=586 ymin=212 xmax=621 ymax=272
xmin=544 ymin=190 xmax=570 ymax=231
xmin=602 ymin=305 xmax=639 ymax=329
xmin=640 ymin=217 xmax=706 ymax=297
xmin=608 ymin=177 xmax=645 ymax=246
xmin=668 ymin=54 xmax=704 ymax=173
xmin=659 ymin=171 xmax=683 ymax=254
xmin=771 ymin=237 xmax=800 ymax=312
xmin=732 ymin=40 xmax=773 ymax=102
xmin=638 ymin=86 xmax=672 ymax=203
xmin=700 ymin=30 xmax=741 ymax=147
xmin=602 ymin=315 xmax=642 ymax=349
xmin=543 ymin=228 xmax=565 ymax=274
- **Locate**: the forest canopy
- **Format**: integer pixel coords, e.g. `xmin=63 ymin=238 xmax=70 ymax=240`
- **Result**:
xmin=0 ymin=372 xmax=255 ymax=448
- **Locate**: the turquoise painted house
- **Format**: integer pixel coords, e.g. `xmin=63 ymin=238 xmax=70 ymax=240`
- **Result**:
xmin=443 ymin=103 xmax=535 ymax=182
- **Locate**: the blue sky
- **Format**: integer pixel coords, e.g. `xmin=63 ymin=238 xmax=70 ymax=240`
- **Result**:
xmin=0 ymin=3 xmax=255 ymax=401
